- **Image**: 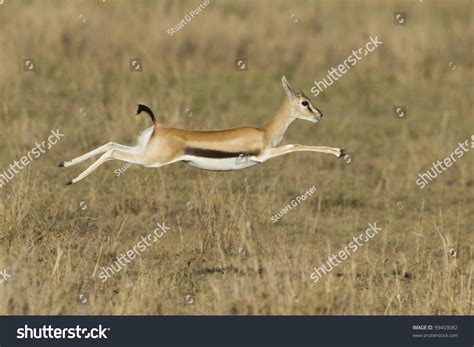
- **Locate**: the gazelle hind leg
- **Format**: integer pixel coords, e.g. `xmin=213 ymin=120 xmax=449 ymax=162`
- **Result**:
xmin=59 ymin=142 xmax=137 ymax=168
xmin=251 ymin=144 xmax=346 ymax=163
xmin=67 ymin=148 xmax=143 ymax=185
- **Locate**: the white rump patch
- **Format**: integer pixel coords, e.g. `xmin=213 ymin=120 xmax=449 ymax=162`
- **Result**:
xmin=136 ymin=127 xmax=154 ymax=150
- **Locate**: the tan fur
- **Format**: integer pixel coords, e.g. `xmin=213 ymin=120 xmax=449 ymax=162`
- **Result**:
xmin=140 ymin=97 xmax=293 ymax=163
xmin=60 ymin=76 xmax=345 ymax=184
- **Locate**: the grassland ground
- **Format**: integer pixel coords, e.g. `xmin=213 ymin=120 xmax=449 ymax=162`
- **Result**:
xmin=0 ymin=0 xmax=472 ymax=315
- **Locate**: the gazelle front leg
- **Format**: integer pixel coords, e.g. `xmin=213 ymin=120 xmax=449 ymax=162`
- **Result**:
xmin=59 ymin=142 xmax=137 ymax=168
xmin=251 ymin=144 xmax=346 ymax=163
xmin=67 ymin=148 xmax=143 ymax=185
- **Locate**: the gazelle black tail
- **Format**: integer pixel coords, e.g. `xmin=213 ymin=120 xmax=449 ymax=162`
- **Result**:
xmin=136 ymin=104 xmax=156 ymax=124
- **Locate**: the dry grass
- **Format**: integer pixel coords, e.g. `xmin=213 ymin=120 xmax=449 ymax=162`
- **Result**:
xmin=0 ymin=0 xmax=472 ymax=315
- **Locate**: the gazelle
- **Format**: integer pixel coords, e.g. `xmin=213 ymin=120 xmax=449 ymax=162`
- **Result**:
xmin=59 ymin=76 xmax=346 ymax=184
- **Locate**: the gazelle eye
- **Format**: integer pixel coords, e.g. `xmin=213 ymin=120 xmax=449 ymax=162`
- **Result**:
xmin=301 ymin=101 xmax=309 ymax=107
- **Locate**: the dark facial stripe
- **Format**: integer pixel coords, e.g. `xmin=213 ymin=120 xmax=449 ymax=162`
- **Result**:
xmin=184 ymin=147 xmax=258 ymax=159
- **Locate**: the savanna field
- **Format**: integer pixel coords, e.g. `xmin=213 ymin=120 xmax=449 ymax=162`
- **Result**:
xmin=0 ymin=0 xmax=472 ymax=315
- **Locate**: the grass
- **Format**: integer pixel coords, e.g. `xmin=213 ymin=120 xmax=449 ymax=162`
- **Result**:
xmin=0 ymin=0 xmax=472 ymax=315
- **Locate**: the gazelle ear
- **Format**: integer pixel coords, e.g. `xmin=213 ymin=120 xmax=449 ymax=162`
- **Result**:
xmin=281 ymin=76 xmax=296 ymax=98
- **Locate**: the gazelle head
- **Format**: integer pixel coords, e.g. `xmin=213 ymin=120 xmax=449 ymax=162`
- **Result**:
xmin=282 ymin=76 xmax=323 ymax=123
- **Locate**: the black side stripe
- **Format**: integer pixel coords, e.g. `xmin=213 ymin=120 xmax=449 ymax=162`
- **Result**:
xmin=184 ymin=147 xmax=259 ymax=159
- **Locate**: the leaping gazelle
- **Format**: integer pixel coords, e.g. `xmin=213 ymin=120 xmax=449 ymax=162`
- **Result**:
xmin=59 ymin=76 xmax=346 ymax=185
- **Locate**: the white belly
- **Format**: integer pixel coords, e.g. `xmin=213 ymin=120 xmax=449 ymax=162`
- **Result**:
xmin=182 ymin=155 xmax=258 ymax=171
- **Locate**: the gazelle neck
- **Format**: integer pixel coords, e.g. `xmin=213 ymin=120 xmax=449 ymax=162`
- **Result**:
xmin=263 ymin=98 xmax=295 ymax=147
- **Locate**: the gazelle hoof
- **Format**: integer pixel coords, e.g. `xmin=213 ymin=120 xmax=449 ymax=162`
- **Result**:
xmin=338 ymin=149 xmax=347 ymax=158
xmin=58 ymin=161 xmax=65 ymax=167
